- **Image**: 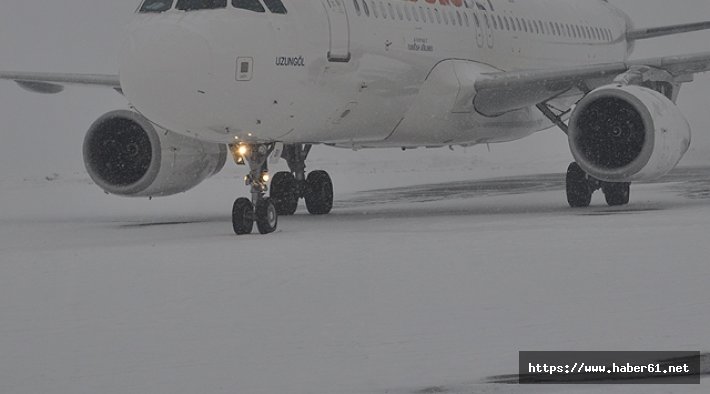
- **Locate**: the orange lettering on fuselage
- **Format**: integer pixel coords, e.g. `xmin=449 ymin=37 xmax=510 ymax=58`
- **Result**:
xmin=408 ymin=0 xmax=465 ymax=8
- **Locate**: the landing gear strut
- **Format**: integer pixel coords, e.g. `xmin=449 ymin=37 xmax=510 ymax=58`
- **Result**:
xmin=230 ymin=143 xmax=278 ymax=235
xmin=270 ymin=144 xmax=334 ymax=216
xmin=565 ymin=162 xmax=631 ymax=208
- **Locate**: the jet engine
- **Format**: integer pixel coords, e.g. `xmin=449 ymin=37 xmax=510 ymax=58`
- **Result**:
xmin=568 ymin=84 xmax=691 ymax=182
xmin=83 ymin=110 xmax=227 ymax=197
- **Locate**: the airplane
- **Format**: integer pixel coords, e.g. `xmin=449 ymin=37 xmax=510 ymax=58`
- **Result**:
xmin=2 ymin=0 xmax=710 ymax=235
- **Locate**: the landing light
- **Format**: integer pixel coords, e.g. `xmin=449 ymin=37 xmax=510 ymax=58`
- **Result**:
xmin=238 ymin=145 xmax=249 ymax=156
xmin=261 ymin=172 xmax=270 ymax=183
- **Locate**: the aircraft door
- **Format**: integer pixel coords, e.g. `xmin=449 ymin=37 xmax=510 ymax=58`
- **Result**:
xmin=321 ymin=0 xmax=351 ymax=62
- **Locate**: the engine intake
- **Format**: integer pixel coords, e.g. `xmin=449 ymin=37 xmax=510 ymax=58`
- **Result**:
xmin=568 ymin=85 xmax=691 ymax=182
xmin=83 ymin=110 xmax=227 ymax=197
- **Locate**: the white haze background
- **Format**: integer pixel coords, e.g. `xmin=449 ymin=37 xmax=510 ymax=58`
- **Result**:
xmin=1 ymin=0 xmax=709 ymax=182
xmin=1 ymin=2 xmax=710 ymax=394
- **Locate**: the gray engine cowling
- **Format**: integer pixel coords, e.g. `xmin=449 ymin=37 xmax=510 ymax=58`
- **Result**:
xmin=83 ymin=110 xmax=227 ymax=197
xmin=568 ymin=84 xmax=691 ymax=182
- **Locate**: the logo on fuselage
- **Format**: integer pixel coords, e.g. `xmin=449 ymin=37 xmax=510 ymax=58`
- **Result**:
xmin=408 ymin=38 xmax=434 ymax=52
xmin=276 ymin=56 xmax=306 ymax=67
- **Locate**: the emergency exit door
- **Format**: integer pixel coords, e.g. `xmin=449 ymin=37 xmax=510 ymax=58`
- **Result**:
xmin=321 ymin=0 xmax=351 ymax=62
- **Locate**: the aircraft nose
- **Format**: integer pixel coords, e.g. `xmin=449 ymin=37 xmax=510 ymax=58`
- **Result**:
xmin=119 ymin=21 xmax=214 ymax=133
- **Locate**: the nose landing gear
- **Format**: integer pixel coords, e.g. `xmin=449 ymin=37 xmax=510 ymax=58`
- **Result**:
xmin=230 ymin=143 xmax=278 ymax=235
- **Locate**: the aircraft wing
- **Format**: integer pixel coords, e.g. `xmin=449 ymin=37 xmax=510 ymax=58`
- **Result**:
xmin=473 ymin=51 xmax=710 ymax=116
xmin=0 ymin=71 xmax=121 ymax=94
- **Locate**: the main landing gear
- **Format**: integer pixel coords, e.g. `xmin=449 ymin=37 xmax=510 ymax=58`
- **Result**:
xmin=230 ymin=143 xmax=333 ymax=235
xmin=565 ymin=162 xmax=631 ymax=208
xmin=270 ymin=144 xmax=333 ymax=216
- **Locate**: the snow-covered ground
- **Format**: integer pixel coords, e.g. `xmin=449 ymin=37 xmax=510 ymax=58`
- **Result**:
xmin=1 ymin=155 xmax=709 ymax=394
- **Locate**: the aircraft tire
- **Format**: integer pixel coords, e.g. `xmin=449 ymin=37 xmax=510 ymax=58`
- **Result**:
xmin=271 ymin=172 xmax=298 ymax=215
xmin=233 ymin=197 xmax=254 ymax=235
xmin=566 ymin=162 xmax=593 ymax=208
xmin=602 ymin=182 xmax=631 ymax=207
xmin=256 ymin=197 xmax=278 ymax=235
xmin=305 ymin=170 xmax=333 ymax=215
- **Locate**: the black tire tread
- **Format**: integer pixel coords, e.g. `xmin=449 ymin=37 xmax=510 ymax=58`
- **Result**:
xmin=566 ymin=162 xmax=593 ymax=208
xmin=305 ymin=170 xmax=333 ymax=215
xmin=232 ymin=197 xmax=254 ymax=235
xmin=271 ymin=172 xmax=298 ymax=215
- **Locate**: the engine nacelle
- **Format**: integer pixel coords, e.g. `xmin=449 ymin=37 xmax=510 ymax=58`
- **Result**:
xmin=568 ymin=85 xmax=691 ymax=182
xmin=83 ymin=110 xmax=227 ymax=197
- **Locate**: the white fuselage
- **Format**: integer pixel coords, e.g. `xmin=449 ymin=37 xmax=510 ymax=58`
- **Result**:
xmin=119 ymin=0 xmax=631 ymax=149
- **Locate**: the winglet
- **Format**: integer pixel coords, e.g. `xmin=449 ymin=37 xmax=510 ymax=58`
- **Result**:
xmin=627 ymin=21 xmax=710 ymax=41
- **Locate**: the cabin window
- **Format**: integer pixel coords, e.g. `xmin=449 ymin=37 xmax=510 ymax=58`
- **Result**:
xmin=427 ymin=8 xmax=434 ymax=24
xmin=473 ymin=12 xmax=481 ymax=29
xmin=379 ymin=1 xmax=387 ymax=19
xmin=353 ymin=0 xmax=361 ymax=15
xmin=434 ymin=9 xmax=442 ymax=24
xmin=396 ymin=4 xmax=404 ymax=20
xmin=371 ymin=1 xmax=378 ymax=17
xmin=456 ymin=11 xmax=462 ymax=27
xmin=441 ymin=9 xmax=449 ymax=25
xmin=263 ymin=0 xmax=286 ymax=14
xmin=176 ymin=0 xmax=227 ymax=10
xmin=139 ymin=0 xmax=173 ymax=13
xmin=462 ymin=12 xmax=469 ymax=27
xmin=404 ymin=5 xmax=411 ymax=21
xmin=411 ymin=6 xmax=418 ymax=21
xmin=230 ymin=0 xmax=264 ymax=12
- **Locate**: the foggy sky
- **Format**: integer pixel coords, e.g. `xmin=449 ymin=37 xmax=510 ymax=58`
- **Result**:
xmin=1 ymin=0 xmax=709 ymax=181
